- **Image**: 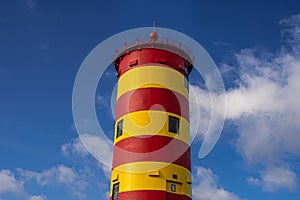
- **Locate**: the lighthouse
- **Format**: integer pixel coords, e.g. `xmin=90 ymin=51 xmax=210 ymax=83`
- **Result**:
xmin=110 ymin=31 xmax=193 ymax=200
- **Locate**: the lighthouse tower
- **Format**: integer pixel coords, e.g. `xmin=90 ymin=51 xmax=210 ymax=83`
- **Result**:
xmin=110 ymin=31 xmax=193 ymax=200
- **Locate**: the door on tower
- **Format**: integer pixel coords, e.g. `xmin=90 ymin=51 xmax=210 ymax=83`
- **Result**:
xmin=166 ymin=181 xmax=183 ymax=200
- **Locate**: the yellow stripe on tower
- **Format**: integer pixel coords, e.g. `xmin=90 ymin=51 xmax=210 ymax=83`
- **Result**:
xmin=110 ymin=162 xmax=192 ymax=198
xmin=111 ymin=40 xmax=193 ymax=200
xmin=114 ymin=110 xmax=190 ymax=145
xmin=117 ymin=66 xmax=188 ymax=99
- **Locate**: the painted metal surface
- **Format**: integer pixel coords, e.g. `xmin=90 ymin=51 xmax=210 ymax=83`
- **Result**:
xmin=114 ymin=48 xmax=193 ymax=77
xmin=110 ymin=41 xmax=193 ymax=199
xmin=112 ymin=136 xmax=191 ymax=170
xmin=114 ymin=111 xmax=190 ymax=145
xmin=110 ymin=190 xmax=192 ymax=200
xmin=110 ymin=162 xmax=192 ymax=198
xmin=116 ymin=87 xmax=189 ymax=121
xmin=117 ymin=66 xmax=188 ymax=99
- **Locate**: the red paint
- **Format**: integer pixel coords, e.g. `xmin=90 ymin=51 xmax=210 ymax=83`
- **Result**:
xmin=110 ymin=190 xmax=192 ymax=200
xmin=116 ymin=87 xmax=189 ymax=121
xmin=112 ymin=37 xmax=194 ymax=200
xmin=113 ymin=135 xmax=191 ymax=171
xmin=149 ymin=32 xmax=158 ymax=41
xmin=114 ymin=48 xmax=193 ymax=77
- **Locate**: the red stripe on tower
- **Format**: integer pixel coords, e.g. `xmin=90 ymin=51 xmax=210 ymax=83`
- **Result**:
xmin=116 ymin=87 xmax=189 ymax=121
xmin=110 ymin=31 xmax=193 ymax=200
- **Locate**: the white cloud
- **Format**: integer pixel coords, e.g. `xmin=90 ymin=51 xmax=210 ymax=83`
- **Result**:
xmin=0 ymin=170 xmax=47 ymax=200
xmin=190 ymin=13 xmax=300 ymax=192
xmin=61 ymin=137 xmax=89 ymax=157
xmin=0 ymin=170 xmax=24 ymax=196
xmin=229 ymin=37 xmax=300 ymax=167
xmin=18 ymin=165 xmax=78 ymax=186
xmin=61 ymin=134 xmax=113 ymax=179
xmin=18 ymin=165 xmax=89 ymax=198
xmin=29 ymin=195 xmax=47 ymax=200
xmin=248 ymin=166 xmax=298 ymax=192
xmin=280 ymin=14 xmax=300 ymax=51
xmin=78 ymin=134 xmax=113 ymax=177
xmin=193 ymin=166 xmax=243 ymax=200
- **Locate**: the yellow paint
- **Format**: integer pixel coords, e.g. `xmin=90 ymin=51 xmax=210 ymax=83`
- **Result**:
xmin=117 ymin=66 xmax=188 ymax=99
xmin=111 ymin=64 xmax=192 ymax=199
xmin=114 ymin=110 xmax=190 ymax=145
xmin=110 ymin=161 xmax=192 ymax=198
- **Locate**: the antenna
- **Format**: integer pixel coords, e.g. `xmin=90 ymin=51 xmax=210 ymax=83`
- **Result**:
xmin=153 ymin=20 xmax=156 ymax=32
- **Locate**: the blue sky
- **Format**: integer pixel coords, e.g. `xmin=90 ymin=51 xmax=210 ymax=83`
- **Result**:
xmin=1 ymin=0 xmax=300 ymax=200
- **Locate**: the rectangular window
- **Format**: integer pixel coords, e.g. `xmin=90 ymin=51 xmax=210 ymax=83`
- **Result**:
xmin=116 ymin=120 xmax=123 ymax=138
xmin=172 ymin=174 xmax=178 ymax=179
xmin=112 ymin=182 xmax=119 ymax=200
xmin=171 ymin=183 xmax=176 ymax=192
xmin=169 ymin=116 xmax=179 ymax=134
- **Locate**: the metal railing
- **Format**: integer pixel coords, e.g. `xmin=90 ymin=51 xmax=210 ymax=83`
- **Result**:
xmin=113 ymin=36 xmax=195 ymax=64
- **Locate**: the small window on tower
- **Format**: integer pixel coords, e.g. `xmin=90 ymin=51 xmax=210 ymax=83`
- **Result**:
xmin=112 ymin=182 xmax=119 ymax=200
xmin=171 ymin=184 xmax=176 ymax=192
xmin=169 ymin=116 xmax=179 ymax=134
xmin=116 ymin=120 xmax=123 ymax=138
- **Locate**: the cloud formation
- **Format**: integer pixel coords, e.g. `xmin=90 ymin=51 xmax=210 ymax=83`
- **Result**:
xmin=190 ymin=14 xmax=300 ymax=192
xmin=18 ymin=165 xmax=90 ymax=198
xmin=61 ymin=137 xmax=89 ymax=157
xmin=18 ymin=165 xmax=82 ymax=186
xmin=193 ymin=166 xmax=243 ymax=200
xmin=247 ymin=166 xmax=298 ymax=192
xmin=61 ymin=135 xmax=112 ymax=178
xmin=0 ymin=169 xmax=47 ymax=200
xmin=29 ymin=195 xmax=47 ymax=200
xmin=0 ymin=170 xmax=24 ymax=196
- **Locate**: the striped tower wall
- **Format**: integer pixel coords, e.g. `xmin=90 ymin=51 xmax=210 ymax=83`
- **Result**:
xmin=110 ymin=43 xmax=193 ymax=200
